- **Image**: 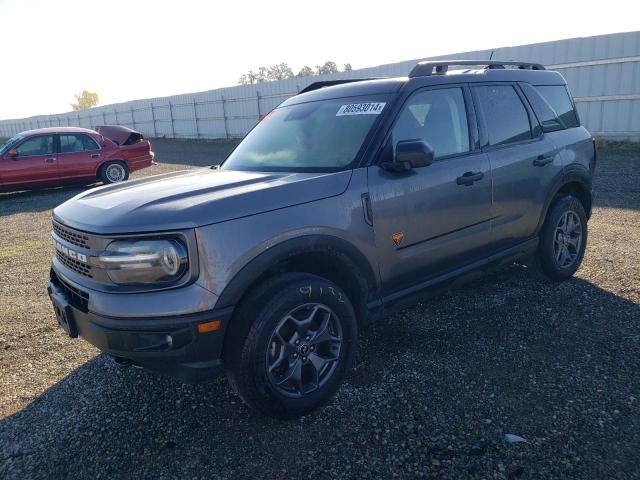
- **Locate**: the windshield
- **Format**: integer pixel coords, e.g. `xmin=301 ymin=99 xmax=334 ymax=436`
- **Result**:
xmin=0 ymin=134 xmax=24 ymax=155
xmin=221 ymin=96 xmax=390 ymax=172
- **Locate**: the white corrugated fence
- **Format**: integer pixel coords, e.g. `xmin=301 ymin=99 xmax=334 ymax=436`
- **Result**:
xmin=1 ymin=31 xmax=639 ymax=140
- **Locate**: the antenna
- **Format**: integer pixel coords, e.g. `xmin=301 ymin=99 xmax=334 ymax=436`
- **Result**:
xmin=489 ymin=50 xmax=495 ymax=60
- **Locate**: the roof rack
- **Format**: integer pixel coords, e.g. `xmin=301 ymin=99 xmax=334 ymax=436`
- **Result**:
xmin=298 ymin=78 xmax=380 ymax=94
xmin=409 ymin=60 xmax=545 ymax=77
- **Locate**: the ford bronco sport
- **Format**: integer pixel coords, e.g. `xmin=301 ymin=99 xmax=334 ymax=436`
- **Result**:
xmin=48 ymin=60 xmax=595 ymax=418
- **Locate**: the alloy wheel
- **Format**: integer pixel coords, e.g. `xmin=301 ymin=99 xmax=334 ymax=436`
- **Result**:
xmin=553 ymin=210 xmax=582 ymax=268
xmin=266 ymin=303 xmax=342 ymax=398
xmin=106 ymin=164 xmax=126 ymax=182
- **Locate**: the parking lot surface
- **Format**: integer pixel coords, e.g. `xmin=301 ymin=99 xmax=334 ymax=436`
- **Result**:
xmin=1 ymin=140 xmax=639 ymax=479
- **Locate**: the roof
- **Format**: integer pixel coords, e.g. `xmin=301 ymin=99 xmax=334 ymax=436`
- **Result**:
xmin=18 ymin=126 xmax=97 ymax=136
xmin=282 ymin=78 xmax=407 ymax=106
xmin=282 ymin=64 xmax=566 ymax=106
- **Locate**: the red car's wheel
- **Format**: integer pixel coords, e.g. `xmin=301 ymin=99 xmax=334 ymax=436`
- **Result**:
xmin=99 ymin=161 xmax=129 ymax=184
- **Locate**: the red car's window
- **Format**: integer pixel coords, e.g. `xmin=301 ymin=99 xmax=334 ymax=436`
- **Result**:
xmin=16 ymin=136 xmax=55 ymax=157
xmin=59 ymin=134 xmax=100 ymax=153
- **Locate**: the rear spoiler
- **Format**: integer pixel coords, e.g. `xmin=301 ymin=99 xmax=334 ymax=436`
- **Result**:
xmin=298 ymin=78 xmax=381 ymax=94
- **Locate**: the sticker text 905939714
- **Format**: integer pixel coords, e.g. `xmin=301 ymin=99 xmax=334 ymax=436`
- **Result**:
xmin=336 ymin=102 xmax=386 ymax=116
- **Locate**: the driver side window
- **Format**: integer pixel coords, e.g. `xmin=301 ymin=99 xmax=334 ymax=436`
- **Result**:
xmin=392 ymin=88 xmax=470 ymax=160
xmin=16 ymin=136 xmax=55 ymax=157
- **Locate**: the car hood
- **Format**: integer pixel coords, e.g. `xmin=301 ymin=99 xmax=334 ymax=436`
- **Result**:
xmin=54 ymin=168 xmax=352 ymax=234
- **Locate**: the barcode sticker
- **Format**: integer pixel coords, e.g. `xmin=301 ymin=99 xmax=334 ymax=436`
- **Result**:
xmin=336 ymin=102 xmax=386 ymax=116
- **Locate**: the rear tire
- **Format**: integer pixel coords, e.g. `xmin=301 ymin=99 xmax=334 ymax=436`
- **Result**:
xmin=99 ymin=161 xmax=129 ymax=184
xmin=225 ymin=273 xmax=358 ymax=418
xmin=537 ymin=195 xmax=588 ymax=282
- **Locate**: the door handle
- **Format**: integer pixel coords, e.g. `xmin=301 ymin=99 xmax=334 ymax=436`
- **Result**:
xmin=533 ymin=154 xmax=554 ymax=167
xmin=45 ymin=157 xmax=56 ymax=163
xmin=91 ymin=153 xmax=100 ymax=159
xmin=456 ymin=171 xmax=484 ymax=186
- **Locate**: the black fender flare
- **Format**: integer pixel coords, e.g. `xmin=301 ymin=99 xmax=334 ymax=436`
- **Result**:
xmin=215 ymin=234 xmax=380 ymax=310
xmin=535 ymin=164 xmax=592 ymax=233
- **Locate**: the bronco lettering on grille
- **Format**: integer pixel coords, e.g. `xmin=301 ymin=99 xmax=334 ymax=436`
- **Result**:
xmin=53 ymin=240 xmax=87 ymax=263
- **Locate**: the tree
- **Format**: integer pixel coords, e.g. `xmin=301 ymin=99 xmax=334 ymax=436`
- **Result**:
xmin=238 ymin=61 xmax=353 ymax=84
xmin=316 ymin=61 xmax=338 ymax=75
xmin=71 ymin=90 xmax=99 ymax=111
xmin=268 ymin=63 xmax=294 ymax=81
xmin=297 ymin=66 xmax=315 ymax=77
xmin=239 ymin=63 xmax=294 ymax=84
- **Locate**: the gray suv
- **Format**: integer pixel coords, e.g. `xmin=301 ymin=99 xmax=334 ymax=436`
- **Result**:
xmin=48 ymin=60 xmax=595 ymax=417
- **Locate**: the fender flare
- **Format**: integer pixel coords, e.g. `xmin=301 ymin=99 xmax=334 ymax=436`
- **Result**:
xmin=535 ymin=164 xmax=592 ymax=233
xmin=215 ymin=234 xmax=380 ymax=310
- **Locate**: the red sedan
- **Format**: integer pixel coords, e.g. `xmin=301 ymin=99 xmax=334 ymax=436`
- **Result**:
xmin=0 ymin=126 xmax=154 ymax=192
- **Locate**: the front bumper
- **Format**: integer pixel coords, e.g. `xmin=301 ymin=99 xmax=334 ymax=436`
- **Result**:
xmin=47 ymin=270 xmax=232 ymax=383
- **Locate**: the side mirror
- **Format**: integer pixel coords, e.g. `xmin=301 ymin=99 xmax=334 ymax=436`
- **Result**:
xmin=6 ymin=148 xmax=18 ymax=159
xmin=381 ymin=140 xmax=434 ymax=172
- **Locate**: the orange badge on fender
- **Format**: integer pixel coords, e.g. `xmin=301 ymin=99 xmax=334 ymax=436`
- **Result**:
xmin=392 ymin=232 xmax=404 ymax=246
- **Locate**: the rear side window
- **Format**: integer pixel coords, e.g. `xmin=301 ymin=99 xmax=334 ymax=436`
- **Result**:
xmin=535 ymin=85 xmax=579 ymax=128
xmin=392 ymin=87 xmax=470 ymax=159
xmin=60 ymin=134 xmax=100 ymax=153
xmin=475 ymin=85 xmax=532 ymax=146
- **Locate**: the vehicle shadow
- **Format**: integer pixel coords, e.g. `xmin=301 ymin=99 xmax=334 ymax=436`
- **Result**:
xmin=0 ymin=185 xmax=91 ymax=217
xmin=1 ymin=265 xmax=638 ymax=479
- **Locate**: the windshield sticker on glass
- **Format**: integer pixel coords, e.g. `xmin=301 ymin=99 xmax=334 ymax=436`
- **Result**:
xmin=336 ymin=102 xmax=386 ymax=116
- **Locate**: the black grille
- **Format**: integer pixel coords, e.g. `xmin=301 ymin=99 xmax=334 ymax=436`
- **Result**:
xmin=53 ymin=222 xmax=89 ymax=248
xmin=51 ymin=270 xmax=89 ymax=313
xmin=56 ymin=251 xmax=93 ymax=278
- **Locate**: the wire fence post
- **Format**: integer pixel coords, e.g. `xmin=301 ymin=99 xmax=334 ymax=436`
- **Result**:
xmin=192 ymin=98 xmax=200 ymax=139
xmin=150 ymin=103 xmax=157 ymax=138
xmin=114 ymin=109 xmax=119 ymax=125
xmin=130 ymin=107 xmax=136 ymax=130
xmin=256 ymin=90 xmax=262 ymax=121
xmin=221 ymin=95 xmax=229 ymax=139
xmin=102 ymin=111 xmax=107 ymax=125
xmin=168 ymin=102 xmax=176 ymax=138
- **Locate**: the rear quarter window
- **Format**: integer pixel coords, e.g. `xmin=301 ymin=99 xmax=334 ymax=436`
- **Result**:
xmin=535 ymin=85 xmax=579 ymax=128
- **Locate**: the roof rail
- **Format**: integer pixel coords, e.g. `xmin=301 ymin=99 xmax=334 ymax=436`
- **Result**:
xmin=298 ymin=78 xmax=380 ymax=94
xmin=409 ymin=60 xmax=545 ymax=77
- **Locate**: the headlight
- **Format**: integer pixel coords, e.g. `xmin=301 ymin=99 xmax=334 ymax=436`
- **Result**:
xmin=99 ymin=239 xmax=188 ymax=285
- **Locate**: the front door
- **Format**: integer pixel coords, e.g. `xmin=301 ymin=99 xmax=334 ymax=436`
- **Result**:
xmin=367 ymin=86 xmax=493 ymax=297
xmin=0 ymin=134 xmax=57 ymax=187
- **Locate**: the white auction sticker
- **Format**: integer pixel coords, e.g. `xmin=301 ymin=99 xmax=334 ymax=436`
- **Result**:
xmin=336 ymin=102 xmax=386 ymax=116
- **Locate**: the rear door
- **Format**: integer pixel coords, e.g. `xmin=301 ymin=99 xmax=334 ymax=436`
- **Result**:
xmin=472 ymin=84 xmax=562 ymax=252
xmin=367 ymin=85 xmax=493 ymax=296
xmin=57 ymin=133 xmax=102 ymax=179
xmin=0 ymin=134 xmax=57 ymax=187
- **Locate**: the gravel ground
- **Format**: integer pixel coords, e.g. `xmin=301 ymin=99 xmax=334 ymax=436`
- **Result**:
xmin=0 ymin=140 xmax=639 ymax=479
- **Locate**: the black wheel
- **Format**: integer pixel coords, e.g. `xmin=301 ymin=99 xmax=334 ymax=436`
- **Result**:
xmin=224 ymin=273 xmax=357 ymax=418
xmin=99 ymin=161 xmax=129 ymax=184
xmin=537 ymin=195 xmax=588 ymax=282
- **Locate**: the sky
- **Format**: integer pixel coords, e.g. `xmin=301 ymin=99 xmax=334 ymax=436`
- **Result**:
xmin=0 ymin=0 xmax=638 ymax=119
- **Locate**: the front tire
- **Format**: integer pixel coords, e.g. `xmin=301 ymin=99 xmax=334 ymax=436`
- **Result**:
xmin=225 ymin=273 xmax=358 ymax=418
xmin=99 ymin=161 xmax=129 ymax=184
xmin=537 ymin=195 xmax=588 ymax=282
